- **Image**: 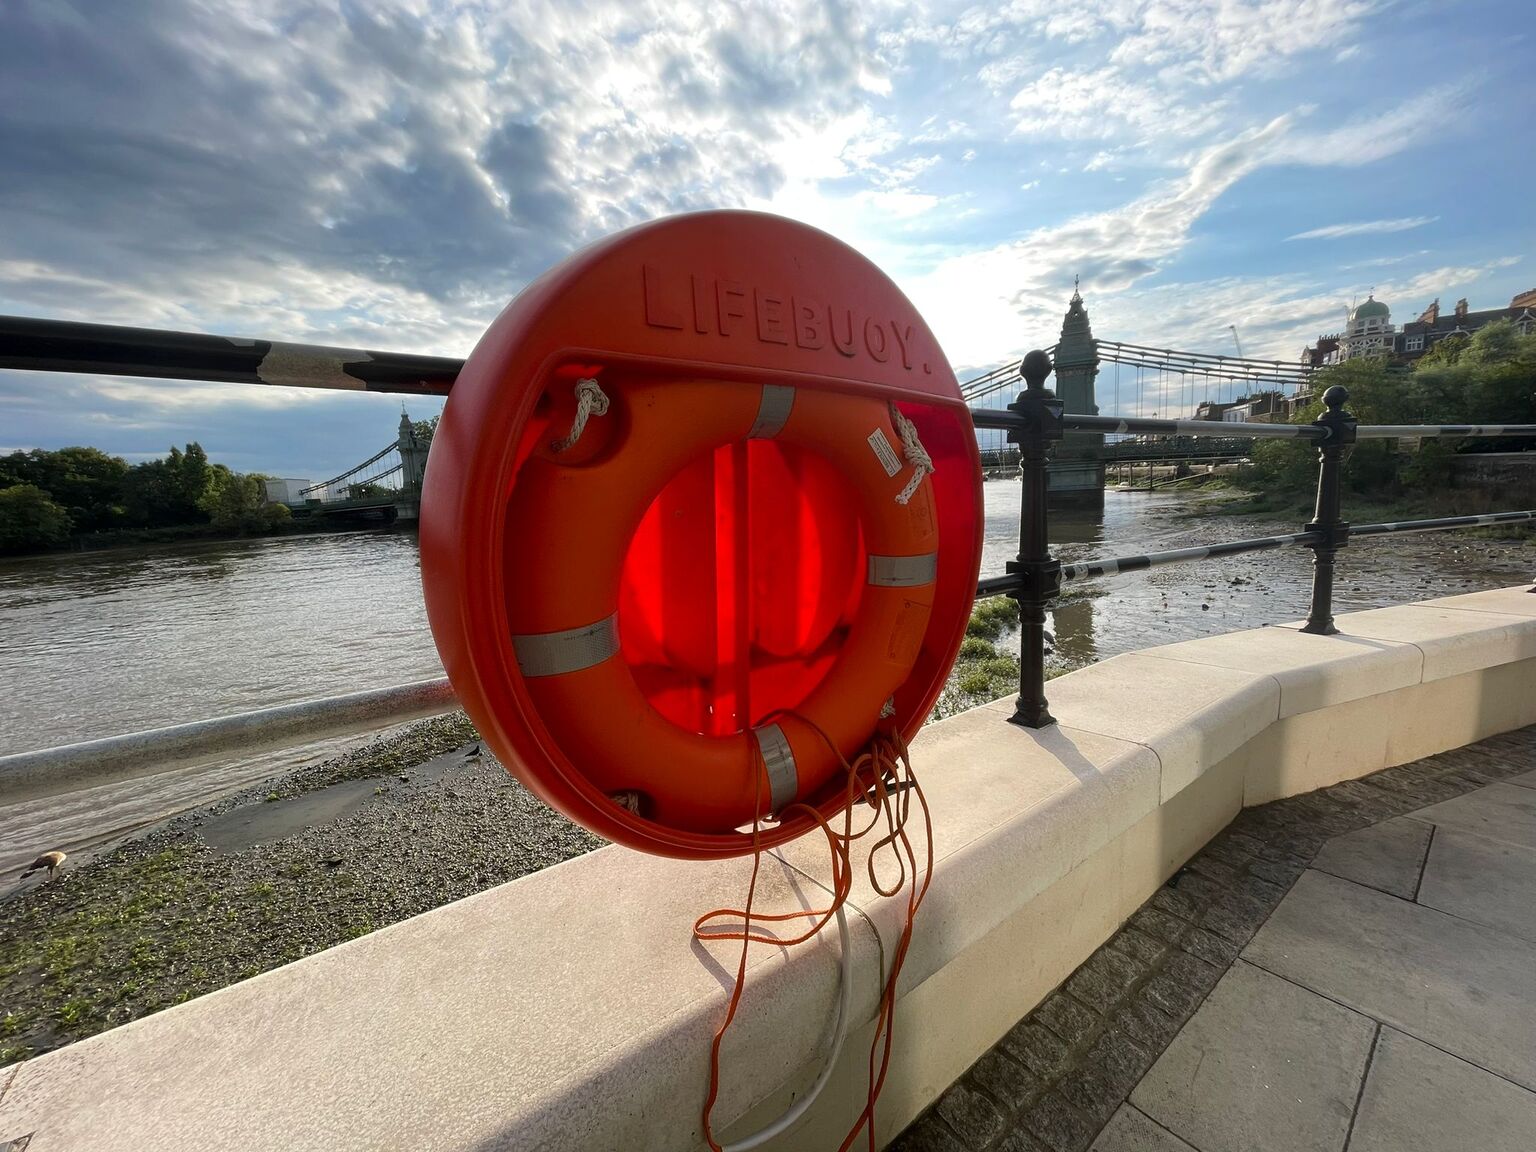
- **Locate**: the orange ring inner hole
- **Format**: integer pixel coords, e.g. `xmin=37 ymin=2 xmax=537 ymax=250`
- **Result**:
xmin=620 ymin=439 xmax=867 ymax=736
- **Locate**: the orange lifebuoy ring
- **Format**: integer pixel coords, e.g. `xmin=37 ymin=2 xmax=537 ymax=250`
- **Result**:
xmin=505 ymin=374 xmax=938 ymax=834
xmin=420 ymin=210 xmax=983 ymax=859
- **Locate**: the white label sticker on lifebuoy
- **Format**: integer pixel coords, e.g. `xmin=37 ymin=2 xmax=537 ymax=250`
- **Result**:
xmin=868 ymin=428 xmax=902 ymax=477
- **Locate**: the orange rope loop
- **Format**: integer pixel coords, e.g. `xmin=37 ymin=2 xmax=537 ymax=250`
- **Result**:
xmin=696 ymin=716 xmax=934 ymax=1152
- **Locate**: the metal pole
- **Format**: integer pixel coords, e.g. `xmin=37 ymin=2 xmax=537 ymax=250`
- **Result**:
xmin=1006 ymin=350 xmax=1063 ymax=728
xmin=0 ymin=314 xmax=462 ymax=396
xmin=1300 ymin=385 xmax=1357 ymax=635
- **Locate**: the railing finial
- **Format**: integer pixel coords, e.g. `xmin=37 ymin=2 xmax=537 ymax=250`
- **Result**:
xmin=1021 ymin=349 xmax=1053 ymax=394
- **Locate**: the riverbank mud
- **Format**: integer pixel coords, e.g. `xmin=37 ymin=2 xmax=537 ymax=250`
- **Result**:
xmin=0 ymin=714 xmax=602 ymax=1063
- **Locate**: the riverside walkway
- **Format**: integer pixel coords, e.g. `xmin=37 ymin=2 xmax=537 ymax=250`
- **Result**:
xmin=894 ymin=724 xmax=1536 ymax=1152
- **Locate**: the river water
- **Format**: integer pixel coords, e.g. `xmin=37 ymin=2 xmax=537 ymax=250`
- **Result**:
xmin=2 ymin=484 xmax=1531 ymax=870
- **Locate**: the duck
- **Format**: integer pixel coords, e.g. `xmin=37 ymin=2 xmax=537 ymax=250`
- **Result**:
xmin=22 ymin=850 xmax=66 ymax=879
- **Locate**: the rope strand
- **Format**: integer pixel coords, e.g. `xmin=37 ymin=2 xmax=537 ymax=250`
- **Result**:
xmin=889 ymin=404 xmax=934 ymax=505
xmin=550 ymin=377 xmax=610 ymax=453
xmin=697 ymin=717 xmax=933 ymax=1152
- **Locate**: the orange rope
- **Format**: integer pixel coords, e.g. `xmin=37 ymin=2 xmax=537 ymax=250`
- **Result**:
xmin=695 ymin=719 xmax=934 ymax=1151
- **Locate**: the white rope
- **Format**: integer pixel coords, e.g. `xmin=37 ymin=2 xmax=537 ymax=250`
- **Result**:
xmin=890 ymin=404 xmax=934 ymax=505
xmin=549 ymin=377 xmax=610 ymax=453
xmin=880 ymin=697 xmax=896 ymax=718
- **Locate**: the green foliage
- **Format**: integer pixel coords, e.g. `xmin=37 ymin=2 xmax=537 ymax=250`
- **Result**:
xmin=411 ymin=416 xmax=438 ymax=448
xmin=122 ymin=443 xmax=211 ymax=527
xmin=0 ymin=441 xmax=294 ymax=553
xmin=0 ymin=446 xmax=128 ymax=532
xmin=965 ymin=596 xmax=1019 ymax=641
xmin=198 ymin=470 xmax=292 ymax=532
xmin=1244 ymin=326 xmax=1536 ymax=501
xmin=0 ymin=484 xmax=73 ymax=553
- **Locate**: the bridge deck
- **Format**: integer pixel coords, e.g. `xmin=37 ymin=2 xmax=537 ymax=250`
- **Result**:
xmin=895 ymin=723 xmax=1536 ymax=1152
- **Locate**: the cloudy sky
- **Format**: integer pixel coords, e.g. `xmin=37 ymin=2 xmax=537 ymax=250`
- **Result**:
xmin=1 ymin=0 xmax=1531 ymax=479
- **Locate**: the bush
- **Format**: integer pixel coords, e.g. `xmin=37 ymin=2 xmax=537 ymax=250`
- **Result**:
xmin=0 ymin=485 xmax=73 ymax=554
xmin=966 ymin=597 xmax=1019 ymax=641
xmin=958 ymin=636 xmax=996 ymax=660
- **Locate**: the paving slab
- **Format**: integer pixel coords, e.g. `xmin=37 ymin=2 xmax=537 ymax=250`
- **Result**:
xmin=1417 ymin=826 xmax=1536 ymax=942
xmin=1410 ymin=781 xmax=1536 ymax=851
xmin=1308 ymin=816 xmax=1430 ymax=898
xmin=1509 ymin=769 xmax=1536 ymax=789
xmin=1245 ymin=868 xmax=1536 ymax=1091
xmin=1348 ymin=1028 xmax=1536 ymax=1152
xmin=1129 ymin=961 xmax=1374 ymax=1152
xmin=1088 ymin=1106 xmax=1196 ymax=1151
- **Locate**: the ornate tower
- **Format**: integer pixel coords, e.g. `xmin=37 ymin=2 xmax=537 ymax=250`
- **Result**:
xmin=1054 ymin=285 xmax=1101 ymax=418
xmin=1048 ymin=286 xmax=1105 ymax=508
xmin=398 ymin=411 xmax=427 ymax=491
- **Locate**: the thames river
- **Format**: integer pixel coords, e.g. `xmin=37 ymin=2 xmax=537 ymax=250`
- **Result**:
xmin=2 ymin=484 xmax=1530 ymax=872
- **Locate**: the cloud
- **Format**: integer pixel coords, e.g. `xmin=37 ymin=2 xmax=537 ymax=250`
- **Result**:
xmin=1286 ymin=216 xmax=1440 ymax=242
xmin=909 ymin=115 xmax=1298 ymax=363
xmin=0 ymin=0 xmax=1517 ymax=480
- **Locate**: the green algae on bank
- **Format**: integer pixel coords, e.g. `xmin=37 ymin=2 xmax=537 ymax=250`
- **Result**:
xmin=0 ymin=714 xmax=604 ymax=1064
xmin=1 ymin=608 xmax=1071 ymax=1064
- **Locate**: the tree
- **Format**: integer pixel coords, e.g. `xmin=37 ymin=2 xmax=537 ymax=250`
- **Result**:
xmin=121 ymin=443 xmax=216 ymax=527
xmin=0 ymin=447 xmax=129 ymax=532
xmin=197 ymin=470 xmax=292 ymax=532
xmin=1410 ymin=321 xmax=1536 ymax=444
xmin=0 ymin=485 xmax=73 ymax=553
xmin=120 ymin=459 xmax=179 ymax=527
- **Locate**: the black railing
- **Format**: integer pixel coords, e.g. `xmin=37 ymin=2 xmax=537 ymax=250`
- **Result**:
xmin=981 ymin=351 xmax=1536 ymax=728
xmin=2 ymin=316 xmax=1533 ymax=733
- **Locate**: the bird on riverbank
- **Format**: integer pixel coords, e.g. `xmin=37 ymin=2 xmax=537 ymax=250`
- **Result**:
xmin=22 ymin=850 xmax=66 ymax=879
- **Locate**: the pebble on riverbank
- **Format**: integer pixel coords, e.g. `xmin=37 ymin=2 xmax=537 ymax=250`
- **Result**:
xmin=0 ymin=713 xmax=604 ymax=1065
xmin=0 ymin=599 xmax=1041 ymax=1065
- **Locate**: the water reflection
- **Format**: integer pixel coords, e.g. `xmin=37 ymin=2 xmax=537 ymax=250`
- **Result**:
xmin=1050 ymin=598 xmax=1097 ymax=667
xmin=1051 ymin=509 xmax=1106 ymax=546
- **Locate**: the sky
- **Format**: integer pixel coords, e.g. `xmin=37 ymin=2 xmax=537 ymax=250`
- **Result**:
xmin=1 ymin=0 xmax=1532 ymax=479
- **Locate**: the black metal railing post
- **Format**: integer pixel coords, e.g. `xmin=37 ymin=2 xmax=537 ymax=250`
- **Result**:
xmin=1006 ymin=349 xmax=1064 ymax=728
xmin=1300 ymin=385 xmax=1357 ymax=634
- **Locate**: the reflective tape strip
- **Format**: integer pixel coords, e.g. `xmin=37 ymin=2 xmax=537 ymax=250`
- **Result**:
xmin=748 ymin=385 xmax=795 ymax=439
xmin=512 ymin=615 xmax=619 ymax=678
xmin=754 ymin=723 xmax=798 ymax=813
xmin=867 ymin=552 xmax=938 ymax=587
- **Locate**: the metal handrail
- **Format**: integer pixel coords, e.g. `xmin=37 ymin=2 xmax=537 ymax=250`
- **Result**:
xmin=0 ymin=314 xmax=461 ymax=395
xmin=1 ymin=321 xmax=1532 ymax=784
xmin=0 ymin=679 xmax=457 ymax=803
xmin=969 ymin=511 xmax=1536 ymax=590
xmin=1353 ymin=424 xmax=1536 ymax=440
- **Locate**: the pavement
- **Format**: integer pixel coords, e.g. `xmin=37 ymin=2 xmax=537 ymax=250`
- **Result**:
xmin=892 ymin=725 xmax=1536 ymax=1152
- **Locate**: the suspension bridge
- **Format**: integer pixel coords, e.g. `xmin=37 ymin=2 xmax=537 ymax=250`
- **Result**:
xmin=965 ymin=289 xmax=1316 ymax=500
xmin=284 ymin=411 xmax=430 ymax=523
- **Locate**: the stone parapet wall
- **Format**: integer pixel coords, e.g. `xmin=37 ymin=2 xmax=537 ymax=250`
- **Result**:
xmin=3 ymin=588 xmax=1535 ymax=1152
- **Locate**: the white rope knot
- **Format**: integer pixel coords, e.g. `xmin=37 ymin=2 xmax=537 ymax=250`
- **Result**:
xmin=889 ymin=404 xmax=934 ymax=505
xmin=880 ymin=697 xmax=896 ymax=718
xmin=550 ymin=377 xmax=610 ymax=453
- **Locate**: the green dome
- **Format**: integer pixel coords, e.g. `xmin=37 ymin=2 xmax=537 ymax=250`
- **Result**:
xmin=1351 ymin=296 xmax=1390 ymax=321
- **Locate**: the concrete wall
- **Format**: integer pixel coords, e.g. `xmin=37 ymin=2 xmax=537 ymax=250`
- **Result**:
xmin=1449 ymin=452 xmax=1536 ymax=505
xmin=4 ymin=588 xmax=1535 ymax=1152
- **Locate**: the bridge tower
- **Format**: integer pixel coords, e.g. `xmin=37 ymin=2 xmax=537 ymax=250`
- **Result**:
xmin=397 ymin=411 xmax=427 ymax=491
xmin=1049 ymin=286 xmax=1106 ymax=508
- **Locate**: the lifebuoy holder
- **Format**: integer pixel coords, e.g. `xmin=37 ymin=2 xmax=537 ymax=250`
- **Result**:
xmin=420 ymin=211 xmax=983 ymax=858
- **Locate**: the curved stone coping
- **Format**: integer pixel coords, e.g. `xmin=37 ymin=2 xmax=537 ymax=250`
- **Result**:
xmin=3 ymin=589 xmax=1535 ymax=1152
